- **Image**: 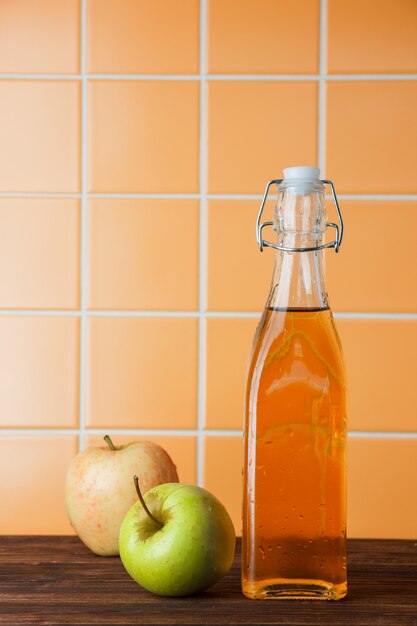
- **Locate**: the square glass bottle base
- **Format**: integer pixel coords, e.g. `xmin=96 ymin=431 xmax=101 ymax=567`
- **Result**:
xmin=242 ymin=579 xmax=347 ymax=600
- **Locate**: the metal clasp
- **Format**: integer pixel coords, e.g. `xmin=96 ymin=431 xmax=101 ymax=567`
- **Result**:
xmin=256 ymin=179 xmax=344 ymax=253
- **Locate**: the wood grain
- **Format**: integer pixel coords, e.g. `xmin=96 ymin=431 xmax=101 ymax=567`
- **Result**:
xmin=0 ymin=536 xmax=416 ymax=625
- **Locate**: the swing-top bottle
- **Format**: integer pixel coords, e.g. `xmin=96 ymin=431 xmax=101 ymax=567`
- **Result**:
xmin=242 ymin=166 xmax=347 ymax=600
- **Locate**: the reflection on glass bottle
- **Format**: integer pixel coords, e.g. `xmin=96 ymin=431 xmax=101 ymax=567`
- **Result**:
xmin=242 ymin=167 xmax=347 ymax=600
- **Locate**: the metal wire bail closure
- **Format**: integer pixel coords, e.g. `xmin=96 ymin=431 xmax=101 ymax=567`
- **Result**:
xmin=256 ymin=179 xmax=344 ymax=253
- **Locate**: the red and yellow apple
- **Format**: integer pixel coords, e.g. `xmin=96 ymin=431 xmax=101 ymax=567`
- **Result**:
xmin=65 ymin=436 xmax=178 ymax=556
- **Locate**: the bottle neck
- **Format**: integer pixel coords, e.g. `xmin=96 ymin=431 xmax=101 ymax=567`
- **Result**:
xmin=267 ymin=246 xmax=329 ymax=311
xmin=266 ymin=185 xmax=329 ymax=311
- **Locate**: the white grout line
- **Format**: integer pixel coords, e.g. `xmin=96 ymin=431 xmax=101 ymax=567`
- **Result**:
xmin=0 ymin=310 xmax=84 ymax=316
xmin=208 ymin=74 xmax=417 ymax=81
xmin=0 ymin=310 xmax=417 ymax=319
xmin=0 ymin=429 xmax=203 ymax=436
xmin=88 ymin=74 xmax=200 ymax=81
xmin=205 ymin=311 xmax=261 ymax=318
xmin=347 ymin=432 xmax=417 ymax=439
xmin=333 ymin=312 xmax=417 ymax=320
xmin=88 ymin=310 xmax=199 ymax=317
xmin=202 ymin=430 xmax=243 ymax=437
xmin=1 ymin=428 xmax=416 ymax=439
xmin=207 ymin=194 xmax=263 ymax=200
xmin=89 ymin=193 xmax=201 ymax=199
xmin=196 ymin=0 xmax=207 ymax=488
xmin=318 ymin=0 xmax=327 ymax=176
xmin=0 ymin=429 xmax=83 ymax=436
xmin=1 ymin=73 xmax=417 ymax=81
xmin=0 ymin=74 xmax=83 ymax=80
xmin=326 ymin=74 xmax=417 ymax=81
xmin=206 ymin=74 xmax=320 ymax=81
xmin=0 ymin=192 xmax=416 ymax=200
xmin=0 ymin=429 xmax=235 ymax=437
xmin=337 ymin=194 xmax=417 ymax=201
xmin=78 ymin=0 xmax=88 ymax=453
xmin=0 ymin=192 xmax=83 ymax=198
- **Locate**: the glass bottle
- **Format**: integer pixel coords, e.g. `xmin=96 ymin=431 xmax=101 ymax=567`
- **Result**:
xmin=242 ymin=166 xmax=347 ymax=600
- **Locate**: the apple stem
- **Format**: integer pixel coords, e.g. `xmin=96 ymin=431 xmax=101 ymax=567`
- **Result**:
xmin=133 ymin=475 xmax=163 ymax=528
xmin=103 ymin=435 xmax=117 ymax=451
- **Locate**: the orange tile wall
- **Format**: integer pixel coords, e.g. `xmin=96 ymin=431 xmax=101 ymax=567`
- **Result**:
xmin=0 ymin=0 xmax=416 ymax=539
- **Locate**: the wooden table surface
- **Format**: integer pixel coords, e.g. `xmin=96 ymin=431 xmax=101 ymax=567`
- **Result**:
xmin=0 ymin=536 xmax=416 ymax=625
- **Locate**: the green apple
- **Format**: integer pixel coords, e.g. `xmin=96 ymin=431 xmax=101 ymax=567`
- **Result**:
xmin=65 ymin=436 xmax=178 ymax=556
xmin=119 ymin=478 xmax=236 ymax=596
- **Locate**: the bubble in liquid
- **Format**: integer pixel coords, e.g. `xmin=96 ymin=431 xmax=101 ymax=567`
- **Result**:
xmin=258 ymin=545 xmax=266 ymax=559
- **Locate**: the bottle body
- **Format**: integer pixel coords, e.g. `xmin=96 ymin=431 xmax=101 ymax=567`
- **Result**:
xmin=242 ymin=172 xmax=347 ymax=600
xmin=242 ymin=306 xmax=347 ymax=599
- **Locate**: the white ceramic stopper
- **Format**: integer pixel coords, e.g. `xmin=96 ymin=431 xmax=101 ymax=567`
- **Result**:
xmin=283 ymin=166 xmax=320 ymax=181
xmin=283 ymin=166 xmax=321 ymax=195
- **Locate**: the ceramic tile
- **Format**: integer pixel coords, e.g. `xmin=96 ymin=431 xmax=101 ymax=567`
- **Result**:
xmin=88 ymin=0 xmax=199 ymax=73
xmin=326 ymin=201 xmax=417 ymax=313
xmin=208 ymin=81 xmax=318 ymax=194
xmin=0 ymin=0 xmax=79 ymax=73
xmin=88 ymin=80 xmax=199 ymax=193
xmin=0 ymin=435 xmax=78 ymax=534
xmin=208 ymin=0 xmax=319 ymax=74
xmin=86 ymin=434 xmax=197 ymax=485
xmin=0 ymin=81 xmax=80 ymax=193
xmin=326 ymin=81 xmax=417 ymax=194
xmin=86 ymin=317 xmax=198 ymax=429
xmin=0 ymin=198 xmax=79 ymax=309
xmin=337 ymin=319 xmax=417 ymax=433
xmin=203 ymin=436 xmax=243 ymax=534
xmin=87 ymin=199 xmax=199 ymax=310
xmin=0 ymin=317 xmax=79 ymax=428
xmin=206 ymin=318 xmax=258 ymax=429
xmin=207 ymin=200 xmax=274 ymax=311
xmin=348 ymin=437 xmax=417 ymax=538
xmin=328 ymin=0 xmax=417 ymax=74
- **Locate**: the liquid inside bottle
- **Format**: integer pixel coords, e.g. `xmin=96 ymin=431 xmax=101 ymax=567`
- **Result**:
xmin=242 ymin=168 xmax=347 ymax=600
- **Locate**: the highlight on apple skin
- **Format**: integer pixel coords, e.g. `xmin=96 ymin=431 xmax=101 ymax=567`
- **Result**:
xmin=65 ymin=436 xmax=178 ymax=556
xmin=119 ymin=482 xmax=236 ymax=596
